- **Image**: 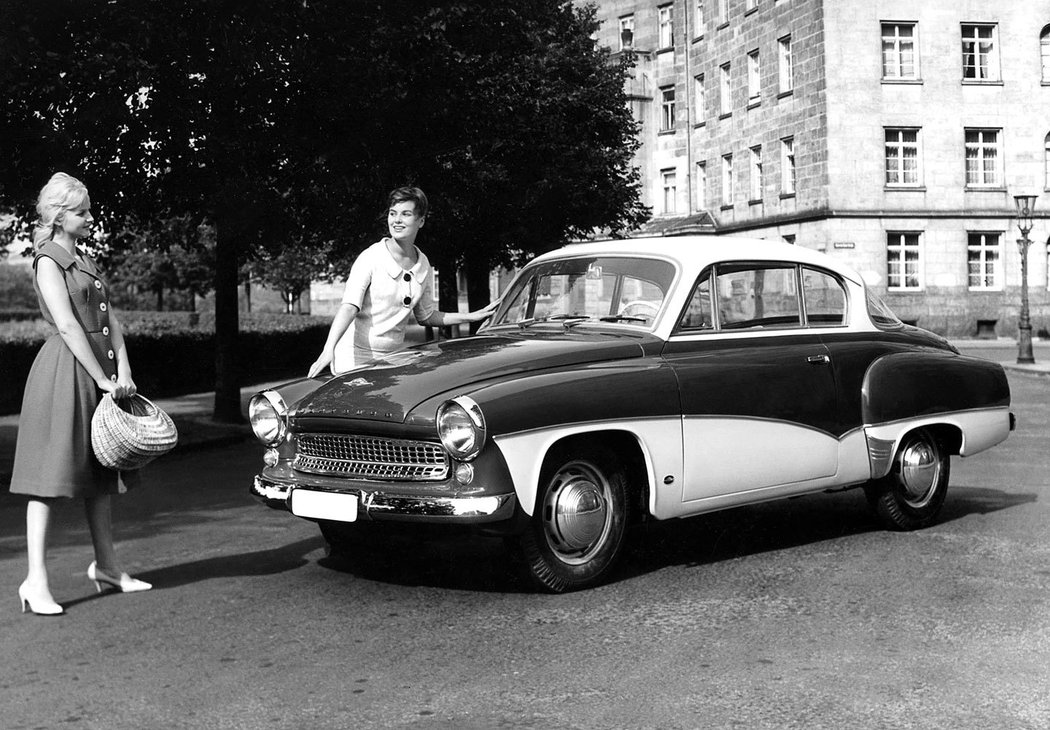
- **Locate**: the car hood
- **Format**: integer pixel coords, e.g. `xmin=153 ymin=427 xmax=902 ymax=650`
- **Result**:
xmin=291 ymin=332 xmax=648 ymax=424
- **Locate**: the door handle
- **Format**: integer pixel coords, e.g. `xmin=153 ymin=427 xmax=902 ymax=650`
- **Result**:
xmin=807 ymin=354 xmax=830 ymax=364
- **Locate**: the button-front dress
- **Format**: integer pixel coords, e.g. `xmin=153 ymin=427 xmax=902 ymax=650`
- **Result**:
xmin=9 ymin=242 xmax=139 ymax=497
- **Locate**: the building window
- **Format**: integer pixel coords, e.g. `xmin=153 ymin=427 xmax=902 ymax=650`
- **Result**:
xmin=887 ymin=232 xmax=922 ymax=290
xmin=719 ymin=0 xmax=729 ymax=25
xmin=747 ymin=50 xmax=761 ymax=101
xmin=696 ymin=161 xmax=707 ymax=209
xmin=694 ymin=74 xmax=706 ymax=122
xmin=720 ymin=63 xmax=732 ymax=114
xmin=778 ymin=36 xmax=793 ymax=93
xmin=885 ymin=128 xmax=921 ymax=186
xmin=882 ymin=22 xmax=918 ymax=80
xmin=968 ymin=232 xmax=1002 ymax=290
xmin=618 ymin=15 xmax=635 ymax=51
xmin=662 ymin=169 xmax=678 ymax=214
xmin=962 ymin=24 xmax=1000 ymax=81
xmin=660 ymin=86 xmax=676 ymax=131
xmin=659 ymin=4 xmax=674 ymax=49
xmin=721 ymin=154 xmax=734 ymax=205
xmin=780 ymin=137 xmax=795 ymax=195
xmin=1045 ymin=132 xmax=1050 ymax=189
xmin=749 ymin=146 xmax=763 ymax=200
xmin=965 ymin=128 xmax=1002 ymax=188
xmin=1042 ymin=25 xmax=1050 ymax=82
xmin=695 ymin=0 xmax=705 ymax=36
xmin=746 ymin=0 xmax=758 ymax=12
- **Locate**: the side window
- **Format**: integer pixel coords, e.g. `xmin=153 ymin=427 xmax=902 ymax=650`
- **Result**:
xmin=679 ymin=271 xmax=714 ymax=330
xmin=715 ymin=265 xmax=801 ymax=328
xmin=802 ymin=267 xmax=846 ymax=325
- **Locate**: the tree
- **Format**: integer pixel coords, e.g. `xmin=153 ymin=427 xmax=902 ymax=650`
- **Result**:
xmin=1 ymin=0 xmax=307 ymax=421
xmin=294 ymin=1 xmax=648 ymax=315
xmin=1 ymin=0 xmax=646 ymax=419
xmin=248 ymin=242 xmax=334 ymax=315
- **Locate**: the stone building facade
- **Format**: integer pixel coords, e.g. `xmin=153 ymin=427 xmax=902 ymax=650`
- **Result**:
xmin=586 ymin=0 xmax=1050 ymax=337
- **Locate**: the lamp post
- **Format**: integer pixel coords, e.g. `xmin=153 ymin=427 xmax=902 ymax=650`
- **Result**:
xmin=1014 ymin=194 xmax=1037 ymax=364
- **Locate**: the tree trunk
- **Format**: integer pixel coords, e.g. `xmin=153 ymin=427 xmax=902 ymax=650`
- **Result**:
xmin=463 ymin=258 xmax=492 ymax=335
xmin=155 ymin=287 xmax=164 ymax=311
xmin=433 ymin=253 xmax=458 ymax=340
xmin=212 ymin=232 xmax=243 ymax=423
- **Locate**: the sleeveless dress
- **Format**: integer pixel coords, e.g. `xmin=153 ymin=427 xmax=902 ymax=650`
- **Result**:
xmin=9 ymin=242 xmax=139 ymax=498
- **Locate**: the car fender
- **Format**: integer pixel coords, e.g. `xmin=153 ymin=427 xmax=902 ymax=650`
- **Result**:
xmin=465 ymin=362 xmax=683 ymax=517
xmin=861 ymin=351 xmax=1011 ymax=477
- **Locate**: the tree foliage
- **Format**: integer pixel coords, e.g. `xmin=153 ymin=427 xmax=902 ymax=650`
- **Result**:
xmin=0 ymin=0 xmax=647 ymax=419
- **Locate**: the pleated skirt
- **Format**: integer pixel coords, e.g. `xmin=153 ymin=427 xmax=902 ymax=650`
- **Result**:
xmin=9 ymin=334 xmax=139 ymax=498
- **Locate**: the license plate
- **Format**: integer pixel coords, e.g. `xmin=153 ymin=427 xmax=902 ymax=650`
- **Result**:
xmin=290 ymin=489 xmax=359 ymax=522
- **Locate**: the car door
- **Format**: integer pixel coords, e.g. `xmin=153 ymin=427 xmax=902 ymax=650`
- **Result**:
xmin=663 ymin=262 xmax=841 ymax=503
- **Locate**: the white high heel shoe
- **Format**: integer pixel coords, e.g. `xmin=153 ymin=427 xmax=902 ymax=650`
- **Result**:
xmin=87 ymin=561 xmax=152 ymax=593
xmin=18 ymin=581 xmax=64 ymax=616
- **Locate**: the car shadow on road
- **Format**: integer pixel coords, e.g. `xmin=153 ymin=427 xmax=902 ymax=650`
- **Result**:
xmin=616 ymin=486 xmax=1036 ymax=583
xmin=316 ymin=527 xmax=530 ymax=593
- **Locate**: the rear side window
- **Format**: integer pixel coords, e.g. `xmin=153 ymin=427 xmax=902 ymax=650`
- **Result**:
xmin=866 ymin=288 xmax=903 ymax=329
xmin=802 ymin=267 xmax=846 ymax=325
xmin=677 ymin=262 xmax=848 ymax=332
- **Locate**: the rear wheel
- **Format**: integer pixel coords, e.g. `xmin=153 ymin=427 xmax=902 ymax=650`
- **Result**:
xmin=864 ymin=428 xmax=949 ymax=531
xmin=510 ymin=444 xmax=629 ymax=593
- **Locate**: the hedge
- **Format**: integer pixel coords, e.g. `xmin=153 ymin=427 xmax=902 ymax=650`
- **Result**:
xmin=0 ymin=312 xmax=330 ymax=416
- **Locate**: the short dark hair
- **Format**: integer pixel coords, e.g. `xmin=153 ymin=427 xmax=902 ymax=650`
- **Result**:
xmin=388 ymin=186 xmax=428 ymax=218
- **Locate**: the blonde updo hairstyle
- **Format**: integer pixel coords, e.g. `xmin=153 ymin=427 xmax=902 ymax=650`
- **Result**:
xmin=33 ymin=172 xmax=90 ymax=249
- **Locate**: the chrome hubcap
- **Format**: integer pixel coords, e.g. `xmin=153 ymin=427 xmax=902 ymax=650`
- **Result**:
xmin=542 ymin=461 xmax=611 ymax=564
xmin=898 ymin=438 xmax=941 ymax=507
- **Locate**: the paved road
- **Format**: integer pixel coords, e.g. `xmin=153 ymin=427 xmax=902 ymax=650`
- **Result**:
xmin=0 ymin=368 xmax=1047 ymax=729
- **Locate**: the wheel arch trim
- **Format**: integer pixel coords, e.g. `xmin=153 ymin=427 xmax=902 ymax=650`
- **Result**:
xmin=492 ymin=417 xmax=681 ymax=517
xmin=864 ymin=406 xmax=1011 ymax=479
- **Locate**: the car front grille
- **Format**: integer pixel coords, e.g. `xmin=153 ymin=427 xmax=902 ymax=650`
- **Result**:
xmin=293 ymin=433 xmax=449 ymax=481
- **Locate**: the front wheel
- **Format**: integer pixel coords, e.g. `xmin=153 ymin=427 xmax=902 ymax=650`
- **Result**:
xmin=509 ymin=444 xmax=630 ymax=593
xmin=864 ymin=429 xmax=950 ymax=531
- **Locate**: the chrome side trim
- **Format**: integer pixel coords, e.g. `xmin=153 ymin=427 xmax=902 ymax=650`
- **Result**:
xmin=250 ymin=475 xmax=516 ymax=523
xmin=866 ymin=435 xmax=896 ymax=480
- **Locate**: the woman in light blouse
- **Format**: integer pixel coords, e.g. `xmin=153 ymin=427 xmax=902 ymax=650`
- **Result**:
xmin=308 ymin=187 xmax=497 ymax=377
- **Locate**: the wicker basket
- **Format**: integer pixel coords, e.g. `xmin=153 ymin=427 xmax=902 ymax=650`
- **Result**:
xmin=91 ymin=393 xmax=179 ymax=471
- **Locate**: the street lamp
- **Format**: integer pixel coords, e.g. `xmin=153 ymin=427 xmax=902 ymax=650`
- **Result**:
xmin=1014 ymin=194 xmax=1038 ymax=364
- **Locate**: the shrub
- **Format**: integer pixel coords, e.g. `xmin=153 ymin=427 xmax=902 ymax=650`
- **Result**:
xmin=0 ymin=312 xmax=330 ymax=415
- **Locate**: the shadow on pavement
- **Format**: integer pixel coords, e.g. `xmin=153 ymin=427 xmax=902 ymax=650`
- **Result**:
xmin=617 ymin=486 xmax=1036 ymax=583
xmin=121 ymin=536 xmax=322 ymax=592
xmin=317 ymin=528 xmax=529 ymax=594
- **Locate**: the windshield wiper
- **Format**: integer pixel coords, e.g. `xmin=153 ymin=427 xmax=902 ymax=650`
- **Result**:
xmin=599 ymin=315 xmax=647 ymax=323
xmin=547 ymin=314 xmax=591 ymax=330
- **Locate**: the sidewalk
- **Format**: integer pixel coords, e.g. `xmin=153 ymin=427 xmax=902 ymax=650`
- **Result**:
xmin=2 ymin=341 xmax=1048 ymax=489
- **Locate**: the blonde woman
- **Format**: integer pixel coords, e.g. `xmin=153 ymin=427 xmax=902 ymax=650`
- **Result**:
xmin=12 ymin=173 xmax=151 ymax=616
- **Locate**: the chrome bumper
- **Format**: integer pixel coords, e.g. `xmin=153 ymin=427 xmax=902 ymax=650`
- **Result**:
xmin=250 ymin=475 xmax=517 ymax=524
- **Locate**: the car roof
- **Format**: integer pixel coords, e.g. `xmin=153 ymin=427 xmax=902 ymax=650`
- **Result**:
xmin=532 ymin=235 xmax=865 ymax=286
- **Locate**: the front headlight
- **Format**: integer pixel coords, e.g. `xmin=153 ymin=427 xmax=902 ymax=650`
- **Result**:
xmin=437 ymin=396 xmax=486 ymax=461
xmin=249 ymin=390 xmax=288 ymax=447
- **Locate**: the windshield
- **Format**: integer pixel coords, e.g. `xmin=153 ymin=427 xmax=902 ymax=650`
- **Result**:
xmin=492 ymin=256 xmax=676 ymax=329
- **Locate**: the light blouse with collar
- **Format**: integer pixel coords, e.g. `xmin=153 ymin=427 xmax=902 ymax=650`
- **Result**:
xmin=334 ymin=238 xmax=438 ymax=373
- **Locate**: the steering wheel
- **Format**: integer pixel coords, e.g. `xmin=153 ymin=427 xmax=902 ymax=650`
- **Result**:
xmin=617 ymin=300 xmax=660 ymax=320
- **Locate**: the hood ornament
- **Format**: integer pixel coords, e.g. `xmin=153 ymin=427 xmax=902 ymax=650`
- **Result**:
xmin=343 ymin=377 xmax=372 ymax=389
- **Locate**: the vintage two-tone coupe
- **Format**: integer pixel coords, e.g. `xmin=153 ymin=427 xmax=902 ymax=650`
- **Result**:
xmin=248 ymin=236 xmax=1013 ymax=592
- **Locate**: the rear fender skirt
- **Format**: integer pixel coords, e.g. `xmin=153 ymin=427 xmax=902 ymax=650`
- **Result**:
xmin=492 ymin=417 xmax=682 ymax=517
xmin=864 ymin=406 xmax=1012 ymax=479
xmin=862 ymin=352 xmax=1010 ymax=424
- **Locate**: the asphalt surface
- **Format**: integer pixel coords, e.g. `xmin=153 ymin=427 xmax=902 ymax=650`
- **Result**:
xmin=0 ymin=338 xmax=1047 ymax=729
